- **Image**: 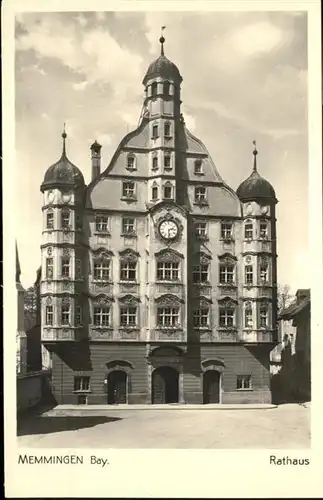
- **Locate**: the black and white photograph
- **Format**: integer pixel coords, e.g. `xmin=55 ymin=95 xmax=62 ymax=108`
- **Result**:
xmin=4 ymin=0 xmax=323 ymax=498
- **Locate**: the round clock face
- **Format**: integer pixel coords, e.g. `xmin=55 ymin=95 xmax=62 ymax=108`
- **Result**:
xmin=47 ymin=191 xmax=54 ymax=203
xmin=261 ymin=205 xmax=269 ymax=214
xmin=159 ymin=220 xmax=178 ymax=240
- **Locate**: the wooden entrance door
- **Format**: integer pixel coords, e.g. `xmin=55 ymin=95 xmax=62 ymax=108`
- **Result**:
xmin=203 ymin=371 xmax=220 ymax=404
xmin=107 ymin=370 xmax=127 ymax=404
xmin=152 ymin=366 xmax=179 ymax=404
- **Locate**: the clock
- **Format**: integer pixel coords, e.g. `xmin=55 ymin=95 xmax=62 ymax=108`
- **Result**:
xmin=159 ymin=220 xmax=179 ymax=240
xmin=261 ymin=205 xmax=269 ymax=215
xmin=47 ymin=191 xmax=54 ymax=204
xmin=61 ymin=191 xmax=71 ymax=204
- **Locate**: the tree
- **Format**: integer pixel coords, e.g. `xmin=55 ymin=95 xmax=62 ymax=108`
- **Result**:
xmin=277 ymin=284 xmax=294 ymax=314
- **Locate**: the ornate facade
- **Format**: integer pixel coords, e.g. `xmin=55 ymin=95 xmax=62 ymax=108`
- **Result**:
xmin=40 ymin=36 xmax=278 ymax=404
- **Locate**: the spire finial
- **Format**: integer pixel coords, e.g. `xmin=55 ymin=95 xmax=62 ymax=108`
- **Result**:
xmin=62 ymin=123 xmax=67 ymax=155
xmin=252 ymin=139 xmax=258 ymax=172
xmin=159 ymin=26 xmax=166 ymax=56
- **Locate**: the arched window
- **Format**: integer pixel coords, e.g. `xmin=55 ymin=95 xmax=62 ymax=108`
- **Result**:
xmin=163 ymin=182 xmax=173 ymax=200
xmin=152 ymin=184 xmax=158 ymax=200
xmin=194 ymin=159 xmax=203 ymax=175
xmin=244 ymin=220 xmax=253 ymax=239
xmin=152 ymin=123 xmax=159 ymax=139
xmin=164 ymin=151 xmax=171 ymax=169
xmin=244 ymin=302 xmax=253 ymax=328
xmin=164 ymin=122 xmax=171 ymax=138
xmin=163 ymin=81 xmax=170 ymax=96
xmin=126 ymin=154 xmax=136 ymax=171
xmin=152 ymin=153 xmax=158 ymax=170
xmin=151 ymin=82 xmax=158 ymax=97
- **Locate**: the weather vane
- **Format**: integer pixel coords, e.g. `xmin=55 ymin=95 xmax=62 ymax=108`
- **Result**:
xmin=160 ymin=26 xmax=166 ymax=55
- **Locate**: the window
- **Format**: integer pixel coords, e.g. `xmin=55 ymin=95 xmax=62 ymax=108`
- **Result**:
xmin=157 ymin=307 xmax=179 ymax=327
xmin=164 ymin=185 xmax=172 ymax=199
xmin=194 ymin=186 xmax=207 ymax=202
xmin=74 ymin=376 xmax=90 ymax=392
xmin=244 ymin=221 xmax=253 ymax=239
xmin=95 ymin=215 xmax=109 ymax=233
xmin=122 ymin=217 xmax=135 ymax=235
xmin=75 ymin=259 xmax=82 ymax=279
xmin=152 ymin=186 xmax=158 ymax=200
xmin=127 ymin=155 xmax=136 ymax=171
xmin=164 ymin=153 xmax=171 ymax=168
xmin=46 ymin=258 xmax=53 ymax=279
xmin=260 ymin=306 xmax=268 ymax=328
xmin=151 ymin=82 xmax=157 ymax=97
xmin=164 ymin=122 xmax=171 ymax=137
xmin=61 ymin=304 xmax=70 ymax=325
xmin=61 ymin=258 xmax=70 ymax=278
xmin=122 ymin=181 xmax=135 ymax=199
xmin=259 ymin=220 xmax=268 ymax=239
xmin=237 ymin=375 xmax=252 ymax=390
xmin=195 ymin=222 xmax=207 ymax=239
xmin=93 ymin=259 xmax=110 ymax=281
xmin=221 ymin=222 xmax=233 ymax=240
xmin=75 ymin=305 xmax=82 ymax=326
xmin=152 ymin=124 xmax=158 ymax=139
xmin=163 ymin=82 xmax=170 ymax=96
xmin=244 ymin=304 xmax=253 ymax=328
xmin=120 ymin=261 xmax=137 ymax=281
xmin=61 ymin=211 xmax=70 ymax=229
xmin=260 ymin=264 xmax=268 ymax=284
xmin=75 ymin=214 xmax=83 ymax=230
xmin=94 ymin=306 xmax=110 ymax=327
xmin=152 ymin=155 xmax=158 ymax=170
xmin=219 ymin=264 xmax=234 ymax=284
xmin=193 ymin=264 xmax=209 ymax=283
xmin=194 ymin=160 xmax=203 ymax=174
xmin=245 ymin=265 xmax=253 ymax=285
xmin=46 ymin=212 xmax=54 ymax=229
xmin=45 ymin=305 xmax=53 ymax=325
xmin=219 ymin=307 xmax=234 ymax=327
xmin=193 ymin=308 xmax=209 ymax=328
xmin=120 ymin=306 xmax=137 ymax=326
xmin=157 ymin=262 xmax=179 ymax=281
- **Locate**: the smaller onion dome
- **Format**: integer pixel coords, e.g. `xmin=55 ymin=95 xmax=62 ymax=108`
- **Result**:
xmin=143 ymin=33 xmax=182 ymax=85
xmin=41 ymin=128 xmax=85 ymax=192
xmin=236 ymin=142 xmax=276 ymax=202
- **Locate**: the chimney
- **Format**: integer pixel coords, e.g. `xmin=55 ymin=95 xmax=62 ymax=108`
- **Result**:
xmin=90 ymin=140 xmax=102 ymax=181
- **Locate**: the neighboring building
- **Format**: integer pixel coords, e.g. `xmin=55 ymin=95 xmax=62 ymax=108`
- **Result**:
xmin=270 ymin=314 xmax=296 ymax=375
xmin=25 ymin=267 xmax=44 ymax=372
xmin=16 ymin=242 xmax=27 ymax=374
xmin=278 ymin=289 xmax=311 ymax=402
xmin=39 ymin=36 xmax=278 ymax=405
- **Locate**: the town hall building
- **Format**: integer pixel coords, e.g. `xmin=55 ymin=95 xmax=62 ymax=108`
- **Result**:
xmin=40 ymin=36 xmax=278 ymax=405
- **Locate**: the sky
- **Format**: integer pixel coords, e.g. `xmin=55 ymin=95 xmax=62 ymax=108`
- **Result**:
xmin=15 ymin=10 xmax=308 ymax=293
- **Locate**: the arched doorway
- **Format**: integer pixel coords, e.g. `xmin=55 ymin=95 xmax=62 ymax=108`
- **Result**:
xmin=152 ymin=366 xmax=179 ymax=404
xmin=203 ymin=371 xmax=220 ymax=404
xmin=107 ymin=370 xmax=127 ymax=404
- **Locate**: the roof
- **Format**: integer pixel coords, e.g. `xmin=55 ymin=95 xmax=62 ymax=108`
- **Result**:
xmin=143 ymin=55 xmax=182 ymax=85
xmin=41 ymin=132 xmax=85 ymax=192
xmin=279 ymin=293 xmax=310 ymax=320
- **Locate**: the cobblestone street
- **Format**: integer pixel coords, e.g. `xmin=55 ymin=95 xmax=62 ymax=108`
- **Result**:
xmin=17 ymin=403 xmax=310 ymax=449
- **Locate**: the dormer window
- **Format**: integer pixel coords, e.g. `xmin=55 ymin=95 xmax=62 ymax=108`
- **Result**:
xmin=163 ymin=81 xmax=170 ymax=96
xmin=126 ymin=154 xmax=136 ymax=171
xmin=164 ymin=152 xmax=171 ymax=169
xmin=194 ymin=186 xmax=207 ymax=204
xmin=194 ymin=159 xmax=203 ymax=175
xmin=163 ymin=182 xmax=173 ymax=199
xmin=164 ymin=122 xmax=171 ymax=138
xmin=151 ymin=82 xmax=157 ymax=97
xmin=122 ymin=181 xmax=136 ymax=199
xmin=152 ymin=124 xmax=159 ymax=139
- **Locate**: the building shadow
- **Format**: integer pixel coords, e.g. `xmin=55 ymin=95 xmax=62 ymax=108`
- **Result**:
xmin=17 ymin=415 xmax=122 ymax=436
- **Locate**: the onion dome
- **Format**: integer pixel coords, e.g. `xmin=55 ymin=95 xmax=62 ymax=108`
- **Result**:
xmin=143 ymin=32 xmax=182 ymax=85
xmin=41 ymin=128 xmax=85 ymax=192
xmin=236 ymin=142 xmax=276 ymax=202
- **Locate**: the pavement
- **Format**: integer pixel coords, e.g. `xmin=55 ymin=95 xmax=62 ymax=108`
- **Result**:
xmin=17 ymin=402 xmax=310 ymax=449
